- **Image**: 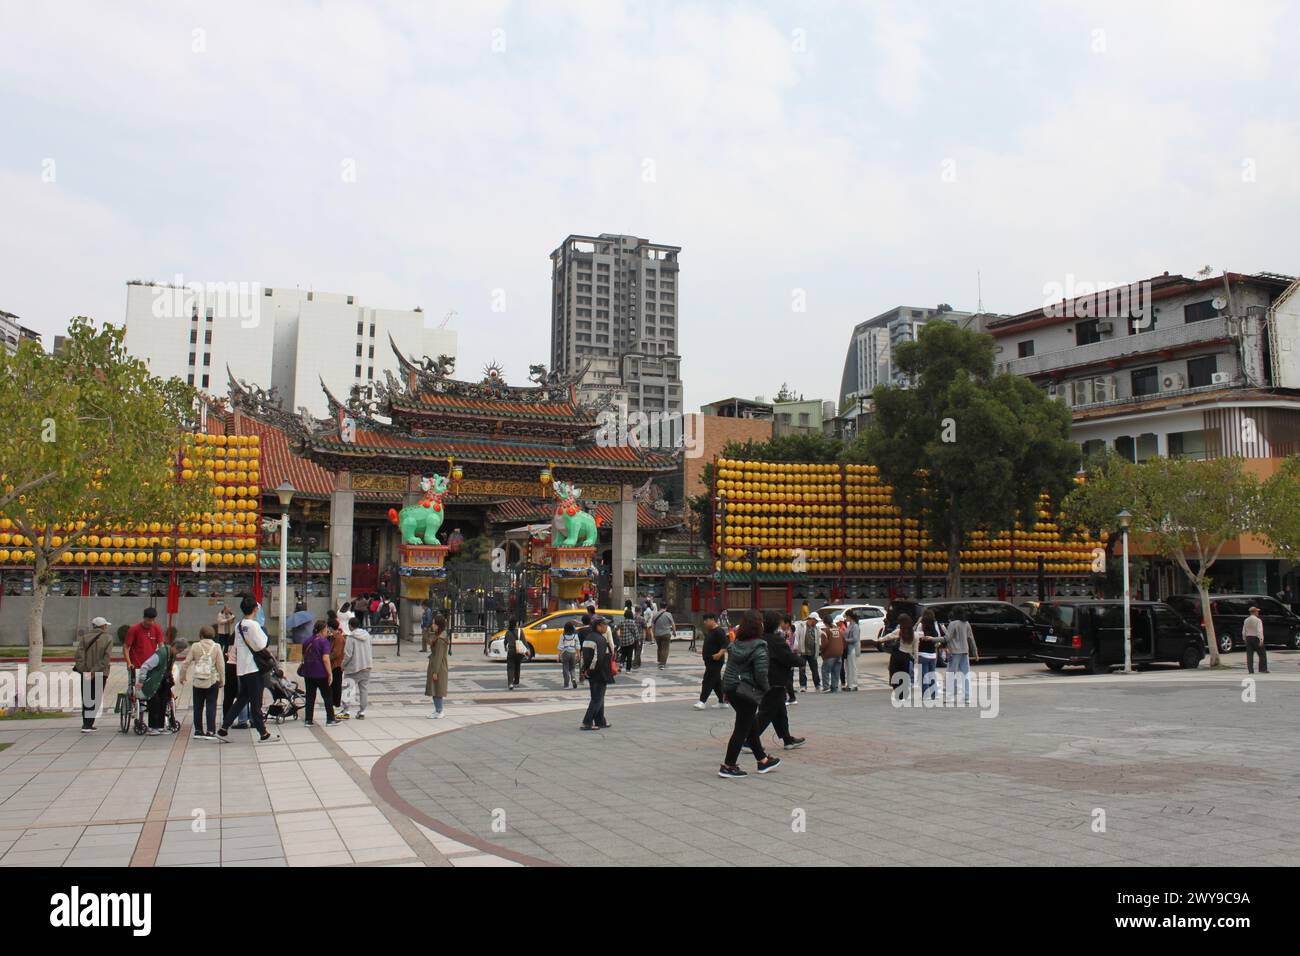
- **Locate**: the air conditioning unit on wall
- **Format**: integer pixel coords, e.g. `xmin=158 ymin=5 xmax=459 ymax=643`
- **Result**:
xmin=1210 ymin=371 xmax=1230 ymax=385
xmin=1161 ymin=372 xmax=1186 ymax=391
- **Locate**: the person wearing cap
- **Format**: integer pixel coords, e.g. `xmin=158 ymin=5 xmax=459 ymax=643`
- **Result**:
xmin=74 ymin=617 xmax=114 ymax=733
xmin=579 ymin=616 xmax=614 ymax=730
xmin=1243 ymin=606 xmax=1269 ymax=674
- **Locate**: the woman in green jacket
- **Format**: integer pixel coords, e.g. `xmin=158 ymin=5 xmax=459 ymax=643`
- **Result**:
xmin=425 ymin=613 xmax=450 ymax=719
xmin=718 ymin=610 xmax=781 ymax=779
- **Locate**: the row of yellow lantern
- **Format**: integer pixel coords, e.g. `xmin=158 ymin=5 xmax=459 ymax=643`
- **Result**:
xmin=0 ymin=549 xmax=258 ymax=566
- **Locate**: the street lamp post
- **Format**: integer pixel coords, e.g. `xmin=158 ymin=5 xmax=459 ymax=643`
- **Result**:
xmin=276 ymin=481 xmax=295 ymax=664
xmin=1118 ymin=508 xmax=1132 ymax=674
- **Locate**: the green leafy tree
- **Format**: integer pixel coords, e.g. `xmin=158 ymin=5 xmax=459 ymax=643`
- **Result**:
xmin=1258 ymin=455 xmax=1300 ymax=560
xmin=846 ymin=321 xmax=1079 ymax=596
xmin=1064 ymin=455 xmax=1262 ymax=665
xmin=0 ymin=319 xmax=208 ymax=671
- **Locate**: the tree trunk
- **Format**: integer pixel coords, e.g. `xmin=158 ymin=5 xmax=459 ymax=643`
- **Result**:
xmin=1199 ymin=580 xmax=1220 ymax=667
xmin=27 ymin=555 xmax=49 ymax=679
xmin=946 ymin=529 xmax=962 ymax=599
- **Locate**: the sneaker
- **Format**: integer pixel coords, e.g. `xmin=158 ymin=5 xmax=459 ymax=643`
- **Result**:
xmin=356 ymin=713 xmax=366 ymax=720
xmin=784 ymin=737 xmax=807 ymax=750
xmin=693 ymin=701 xmax=707 ymax=710
xmin=596 ymin=723 xmax=611 ymax=729
xmin=718 ymin=764 xmax=747 ymax=779
xmin=146 ymin=728 xmax=163 ymax=736
xmin=579 ymin=724 xmax=594 ymax=731
xmin=325 ymin=720 xmax=342 ymax=727
xmin=303 ymin=720 xmax=315 ymax=726
xmin=756 ymin=756 xmax=782 ymax=774
xmin=787 ymin=698 xmax=798 ymax=705
xmin=658 ymin=664 xmax=666 ymax=670
xmin=217 ymin=727 xmax=229 ymax=738
xmin=258 ymin=732 xmax=280 ymax=743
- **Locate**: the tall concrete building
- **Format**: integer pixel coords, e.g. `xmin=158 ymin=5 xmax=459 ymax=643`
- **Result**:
xmin=549 ymin=233 xmax=682 ymax=420
xmin=838 ymin=305 xmax=972 ymax=410
xmin=0 ymin=310 xmax=43 ymax=354
xmin=122 ymin=281 xmax=456 ymax=417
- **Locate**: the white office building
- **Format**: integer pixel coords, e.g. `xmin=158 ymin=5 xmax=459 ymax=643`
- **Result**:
xmin=122 ymin=282 xmax=457 ymax=416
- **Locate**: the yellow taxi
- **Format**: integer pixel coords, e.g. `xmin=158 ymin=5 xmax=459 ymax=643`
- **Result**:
xmin=486 ymin=608 xmax=627 ymax=661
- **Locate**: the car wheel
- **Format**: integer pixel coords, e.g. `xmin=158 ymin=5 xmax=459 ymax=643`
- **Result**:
xmin=1083 ymin=650 xmax=1104 ymax=675
xmin=1288 ymin=631 xmax=1300 ymax=650
xmin=1179 ymin=645 xmax=1201 ymax=669
xmin=1044 ymin=661 xmax=1065 ymax=672
xmin=1217 ymin=632 xmax=1233 ymax=655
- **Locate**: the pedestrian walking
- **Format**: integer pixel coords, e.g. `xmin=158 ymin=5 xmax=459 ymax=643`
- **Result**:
xmin=819 ymin=617 xmax=846 ymax=692
xmin=1244 ymin=605 xmax=1269 ymax=674
xmin=558 ymin=621 xmax=581 ymax=689
xmin=650 ymin=604 xmax=676 ymax=670
xmin=616 ymin=608 xmax=638 ymax=673
xmin=694 ymin=612 xmax=728 ymax=709
xmin=300 ymin=621 xmax=340 ymax=727
xmin=917 ymin=610 xmax=943 ymax=700
xmin=939 ymin=608 xmax=979 ymax=702
xmin=885 ymin=612 xmax=916 ymax=701
xmin=342 ymin=626 xmax=373 ymax=720
xmin=74 ymin=616 xmax=113 ymax=733
xmin=327 ymin=611 xmax=347 ymax=711
xmin=217 ymin=606 xmax=248 ymax=729
xmin=779 ymin=615 xmax=799 ymax=703
xmin=218 ymin=596 xmax=278 ymax=742
xmin=425 ymin=613 xmax=450 ymax=718
xmin=798 ymin=614 xmax=820 ymax=690
xmin=718 ymin=610 xmax=781 ymax=779
xmin=754 ymin=611 xmax=806 ymax=750
xmin=179 ymin=625 xmax=225 ymax=738
xmin=135 ymin=639 xmax=186 ymax=735
xmin=579 ymin=616 xmax=614 ymax=730
xmin=842 ymin=610 xmax=862 ymax=691
xmin=504 ymin=618 xmax=525 ymax=690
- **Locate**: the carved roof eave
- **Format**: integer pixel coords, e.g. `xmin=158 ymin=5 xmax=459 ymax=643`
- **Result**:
xmin=388 ymin=334 xmax=586 ymax=404
xmin=226 ymin=365 xmax=324 ymax=449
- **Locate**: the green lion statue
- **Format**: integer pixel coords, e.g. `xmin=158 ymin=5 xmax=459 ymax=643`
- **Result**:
xmin=388 ymin=474 xmax=450 ymax=545
xmin=553 ymin=479 xmax=598 ymax=547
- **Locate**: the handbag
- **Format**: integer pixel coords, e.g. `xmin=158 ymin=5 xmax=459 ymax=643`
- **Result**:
xmin=731 ymin=679 xmax=762 ymax=706
xmin=513 ymin=638 xmax=528 ymax=656
xmin=239 ymin=623 xmax=276 ymax=674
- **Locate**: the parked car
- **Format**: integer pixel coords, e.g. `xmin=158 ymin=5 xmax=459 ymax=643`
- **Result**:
xmin=486 ymin=607 xmax=625 ymax=661
xmin=1030 ymin=600 xmax=1206 ymax=674
xmin=882 ymin=599 xmax=1046 ymax=659
xmin=813 ymin=603 xmax=888 ymax=649
xmin=1165 ymin=593 xmax=1300 ymax=654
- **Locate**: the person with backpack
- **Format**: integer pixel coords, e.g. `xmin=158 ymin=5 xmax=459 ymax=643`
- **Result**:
xmin=798 ymin=614 xmax=821 ymax=691
xmin=300 ymin=620 xmax=340 ymax=727
xmin=819 ymin=617 xmax=846 ymax=692
xmin=579 ymin=616 xmax=614 ymax=731
xmin=218 ymin=596 xmax=278 ymax=742
xmin=180 ymin=625 xmax=225 ymax=739
xmin=341 ymin=626 xmax=374 ymax=719
xmin=134 ymin=639 xmax=187 ymax=735
xmin=74 ymin=616 xmax=114 ymax=733
xmin=558 ymin=621 xmax=581 ymax=689
xmin=718 ymin=610 xmax=781 ymax=778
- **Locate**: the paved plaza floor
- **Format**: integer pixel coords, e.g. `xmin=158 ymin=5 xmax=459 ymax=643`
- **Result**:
xmin=2 ymin=644 xmax=1298 ymax=867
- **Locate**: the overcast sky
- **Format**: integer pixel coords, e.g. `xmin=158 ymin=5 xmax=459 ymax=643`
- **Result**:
xmin=3 ymin=0 xmax=1297 ymax=409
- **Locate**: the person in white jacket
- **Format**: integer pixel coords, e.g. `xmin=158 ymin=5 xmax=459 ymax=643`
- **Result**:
xmin=341 ymin=627 xmax=374 ymax=719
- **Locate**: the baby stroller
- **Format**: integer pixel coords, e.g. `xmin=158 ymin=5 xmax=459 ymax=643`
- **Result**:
xmin=264 ymin=664 xmax=306 ymax=724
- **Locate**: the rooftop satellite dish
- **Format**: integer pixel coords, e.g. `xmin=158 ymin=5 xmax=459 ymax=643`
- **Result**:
xmin=1212 ymin=296 xmax=1228 ymax=311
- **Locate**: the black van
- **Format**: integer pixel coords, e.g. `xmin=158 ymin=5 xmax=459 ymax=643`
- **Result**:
xmin=1030 ymin=600 xmax=1205 ymax=674
xmin=883 ymin=599 xmax=1044 ymax=659
xmin=1165 ymin=593 xmax=1300 ymax=654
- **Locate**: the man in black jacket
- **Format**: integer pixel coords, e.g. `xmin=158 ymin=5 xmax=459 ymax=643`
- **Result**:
xmin=754 ymin=610 xmax=806 ymax=749
xmin=694 ymin=612 xmax=728 ymax=710
xmin=580 ymin=616 xmax=613 ymax=731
